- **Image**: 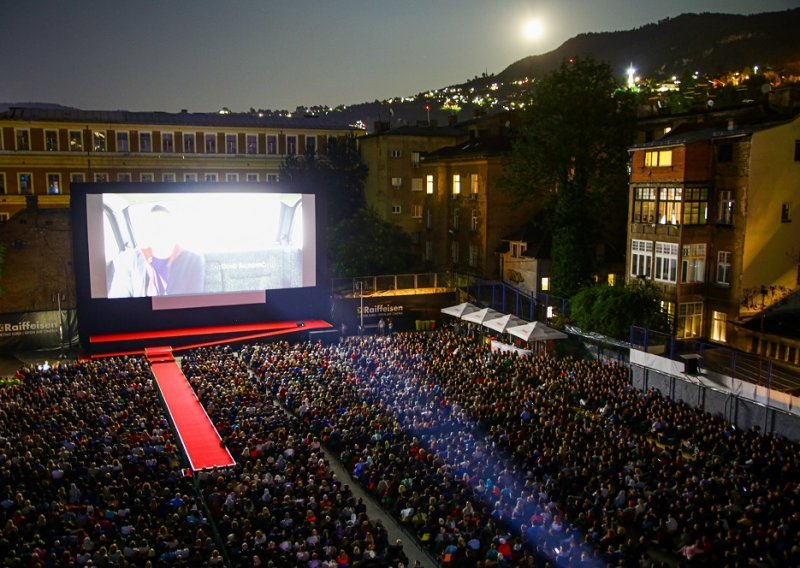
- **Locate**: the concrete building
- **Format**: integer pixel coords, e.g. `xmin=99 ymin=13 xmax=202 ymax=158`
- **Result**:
xmin=627 ymin=112 xmax=800 ymax=365
xmin=0 ymin=106 xmax=361 ymax=219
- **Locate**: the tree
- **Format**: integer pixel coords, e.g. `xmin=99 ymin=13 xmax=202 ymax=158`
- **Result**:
xmin=280 ymin=134 xmax=368 ymax=227
xmin=569 ymin=281 xmax=671 ymax=341
xmin=503 ymin=57 xmax=636 ymax=297
xmin=328 ymin=208 xmax=417 ymax=277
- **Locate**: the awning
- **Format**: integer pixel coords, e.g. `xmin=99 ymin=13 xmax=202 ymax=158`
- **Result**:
xmin=482 ymin=314 xmax=528 ymax=334
xmin=461 ymin=307 xmax=504 ymax=324
xmin=441 ymin=302 xmax=480 ymax=318
xmin=507 ymin=321 xmax=568 ymax=342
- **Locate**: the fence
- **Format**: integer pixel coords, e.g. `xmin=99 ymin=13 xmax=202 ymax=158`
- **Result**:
xmin=331 ymin=272 xmax=451 ymax=298
xmin=463 ymin=278 xmax=569 ymax=324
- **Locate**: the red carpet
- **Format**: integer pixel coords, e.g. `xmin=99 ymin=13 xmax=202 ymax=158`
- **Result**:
xmin=90 ymin=320 xmax=332 ymax=344
xmin=148 ymin=349 xmax=235 ymax=471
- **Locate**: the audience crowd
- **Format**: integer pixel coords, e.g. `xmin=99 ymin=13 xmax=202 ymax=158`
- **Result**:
xmin=2 ymin=326 xmax=800 ymax=568
xmin=243 ymin=329 xmax=800 ymax=567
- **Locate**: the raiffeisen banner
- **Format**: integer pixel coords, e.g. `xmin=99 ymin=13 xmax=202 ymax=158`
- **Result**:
xmin=0 ymin=310 xmax=78 ymax=352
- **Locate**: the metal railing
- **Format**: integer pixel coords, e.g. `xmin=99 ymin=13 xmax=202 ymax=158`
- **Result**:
xmin=332 ymin=272 xmax=451 ymax=297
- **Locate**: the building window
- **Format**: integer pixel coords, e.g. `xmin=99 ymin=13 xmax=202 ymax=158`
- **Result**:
xmin=425 ymin=208 xmax=432 ymax=229
xmin=677 ymin=302 xmax=703 ymax=339
xmin=247 ymin=173 xmax=259 ymax=182
xmin=266 ymin=174 xmax=279 ymax=183
xmin=452 ymin=174 xmax=461 ymax=196
xmin=718 ymin=143 xmax=733 ymax=163
xmin=682 ymin=188 xmax=708 ymax=225
xmin=226 ymin=173 xmax=239 ymax=182
xmin=711 ymin=310 xmax=727 ymax=343
xmin=541 ymin=277 xmax=550 ymax=291
xmin=470 ymin=173 xmax=479 ymax=197
xmin=654 ymin=241 xmax=678 ymax=283
xmin=391 ymin=204 xmax=401 ymax=215
xmin=411 ymin=151 xmax=421 ymax=166
xmin=424 ymin=241 xmax=432 ymax=261
xmin=140 ymin=173 xmax=154 ymax=182
xmin=0 ymin=173 xmax=5 ymax=194
xmin=45 ymin=173 xmax=60 ymax=194
xmin=70 ymin=173 xmax=85 ymax=183
xmin=469 ymin=209 xmax=477 ymax=231
xmin=718 ymin=190 xmax=734 ymax=225
xmin=226 ymin=134 xmax=237 ymax=154
xmin=163 ymin=173 xmax=176 ymax=182
xmin=205 ymin=173 xmax=218 ymax=182
xmin=92 ymin=131 xmax=106 ymax=152
xmin=412 ymin=178 xmax=423 ymax=192
xmin=267 ymin=135 xmax=277 ymax=155
xmin=184 ymin=133 xmax=196 ymax=153
xmin=139 ymin=132 xmax=152 ymax=152
xmin=16 ymin=129 xmax=30 ymax=151
xmin=161 ymin=132 xmax=174 ymax=153
xmin=716 ymin=251 xmax=732 ymax=285
xmin=469 ymin=244 xmax=478 ymax=267
xmin=632 ymin=187 xmax=656 ymax=223
xmin=45 ymin=130 xmax=59 ymax=151
xmin=795 ymin=140 xmax=800 ymax=161
xmin=781 ymin=202 xmax=792 ymax=223
xmin=19 ymin=173 xmax=33 ymax=194
xmin=69 ymin=130 xmax=83 ymax=151
xmin=681 ymin=243 xmax=706 ymax=283
xmin=205 ymin=133 xmax=217 ymax=153
xmin=287 ymin=135 xmax=297 ymax=155
xmin=94 ymin=173 xmax=109 ymax=183
xmin=451 ymin=241 xmax=459 ymax=264
xmin=412 ymin=204 xmax=423 ymax=219
xmin=184 ymin=173 xmax=197 ymax=182
xmin=426 ymin=175 xmax=434 ymax=194
xmin=658 ymin=187 xmax=681 ymax=225
xmin=116 ymin=131 xmax=129 ymax=152
xmin=246 ymin=134 xmax=257 ymax=154
xmin=661 ymin=300 xmax=676 ymax=324
xmin=630 ymin=239 xmax=653 ymax=278
xmin=608 ymin=273 xmax=616 ymax=286
xmin=306 ymin=135 xmax=316 ymax=154
xmin=117 ymin=173 xmax=131 ymax=182
xmin=391 ymin=177 xmax=402 ymax=189
xmin=644 ymin=149 xmax=672 ymax=167
xmin=452 ymin=208 xmax=459 ymax=230
xmin=390 ymin=149 xmax=402 ymax=158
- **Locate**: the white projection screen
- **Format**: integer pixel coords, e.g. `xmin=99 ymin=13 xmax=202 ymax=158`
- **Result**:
xmin=85 ymin=192 xmax=316 ymax=309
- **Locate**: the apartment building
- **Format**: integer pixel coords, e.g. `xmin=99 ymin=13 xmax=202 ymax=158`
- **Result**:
xmin=627 ymin=112 xmax=800 ymax=363
xmin=0 ymin=106 xmax=360 ymax=219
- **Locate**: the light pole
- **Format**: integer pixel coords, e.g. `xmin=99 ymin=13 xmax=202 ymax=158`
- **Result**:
xmin=357 ymin=281 xmax=364 ymax=335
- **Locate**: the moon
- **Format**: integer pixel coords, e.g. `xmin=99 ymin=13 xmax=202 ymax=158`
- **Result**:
xmin=524 ymin=18 xmax=545 ymax=40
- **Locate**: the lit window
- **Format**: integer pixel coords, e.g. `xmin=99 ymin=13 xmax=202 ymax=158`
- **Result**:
xmin=184 ymin=133 xmax=196 ymax=153
xmin=47 ymin=174 xmax=60 ymax=194
xmin=658 ymin=187 xmax=682 ymax=225
xmin=426 ymin=175 xmax=434 ymax=194
xmin=718 ymin=191 xmax=734 ymax=225
xmin=541 ymin=277 xmax=550 ymax=291
xmin=69 ymin=131 xmax=83 ymax=151
xmin=607 ymin=274 xmax=616 ymax=286
xmin=392 ymin=177 xmax=402 ymax=188
xmin=452 ymin=174 xmax=461 ymax=195
xmin=677 ymin=302 xmax=703 ymax=339
xmin=682 ymin=188 xmax=708 ymax=225
xmin=411 ymin=151 xmax=421 ymax=166
xmin=93 ymin=131 xmax=106 ymax=152
xmin=632 ymin=187 xmax=656 ymax=223
xmin=546 ymin=305 xmax=556 ymax=319
xmin=681 ymin=243 xmax=706 ymax=283
xmin=412 ymin=178 xmax=423 ymax=192
xmin=716 ymin=251 xmax=732 ymax=285
xmin=630 ymin=239 xmax=653 ymax=278
xmin=644 ymin=149 xmax=673 ymax=167
xmin=45 ymin=130 xmax=58 ymax=151
xmin=471 ymin=173 xmax=479 ymax=196
xmin=116 ymin=131 xmax=129 ymax=152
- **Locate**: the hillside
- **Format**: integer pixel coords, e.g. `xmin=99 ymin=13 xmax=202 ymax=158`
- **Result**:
xmin=496 ymin=9 xmax=800 ymax=85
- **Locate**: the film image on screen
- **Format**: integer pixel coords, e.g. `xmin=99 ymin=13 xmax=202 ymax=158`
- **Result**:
xmin=86 ymin=192 xmax=316 ymax=299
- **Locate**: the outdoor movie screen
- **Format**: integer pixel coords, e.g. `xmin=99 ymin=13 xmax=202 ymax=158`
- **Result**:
xmin=85 ymin=191 xmax=316 ymax=300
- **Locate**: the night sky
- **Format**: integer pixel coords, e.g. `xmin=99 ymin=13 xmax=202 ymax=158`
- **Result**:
xmin=1 ymin=0 xmax=796 ymax=113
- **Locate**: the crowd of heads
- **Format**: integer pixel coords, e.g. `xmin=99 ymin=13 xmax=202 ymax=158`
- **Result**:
xmin=243 ymin=328 xmax=800 ymax=567
xmin=2 ymin=326 xmax=800 ymax=568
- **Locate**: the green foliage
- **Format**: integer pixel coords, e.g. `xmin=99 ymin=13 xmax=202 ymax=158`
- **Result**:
xmin=569 ymin=281 xmax=671 ymax=341
xmin=280 ymin=134 xmax=368 ymax=227
xmin=328 ymin=208 xmax=417 ymax=277
xmin=502 ymin=57 xmax=636 ymax=298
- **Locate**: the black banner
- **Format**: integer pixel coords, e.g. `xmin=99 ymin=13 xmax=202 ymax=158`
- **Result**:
xmin=0 ymin=310 xmax=79 ymax=353
xmin=332 ymin=292 xmax=456 ymax=335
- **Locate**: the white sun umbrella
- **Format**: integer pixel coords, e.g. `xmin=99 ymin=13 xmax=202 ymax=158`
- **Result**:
xmin=461 ymin=307 xmax=504 ymax=325
xmin=507 ymin=321 xmax=568 ymax=342
xmin=482 ymin=314 xmax=528 ymax=334
xmin=441 ymin=302 xmax=480 ymax=318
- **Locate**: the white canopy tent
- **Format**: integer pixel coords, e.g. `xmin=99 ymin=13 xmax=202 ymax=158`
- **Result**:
xmin=461 ymin=307 xmax=504 ymax=325
xmin=482 ymin=314 xmax=528 ymax=334
xmin=507 ymin=321 xmax=568 ymax=342
xmin=440 ymin=302 xmax=480 ymax=318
